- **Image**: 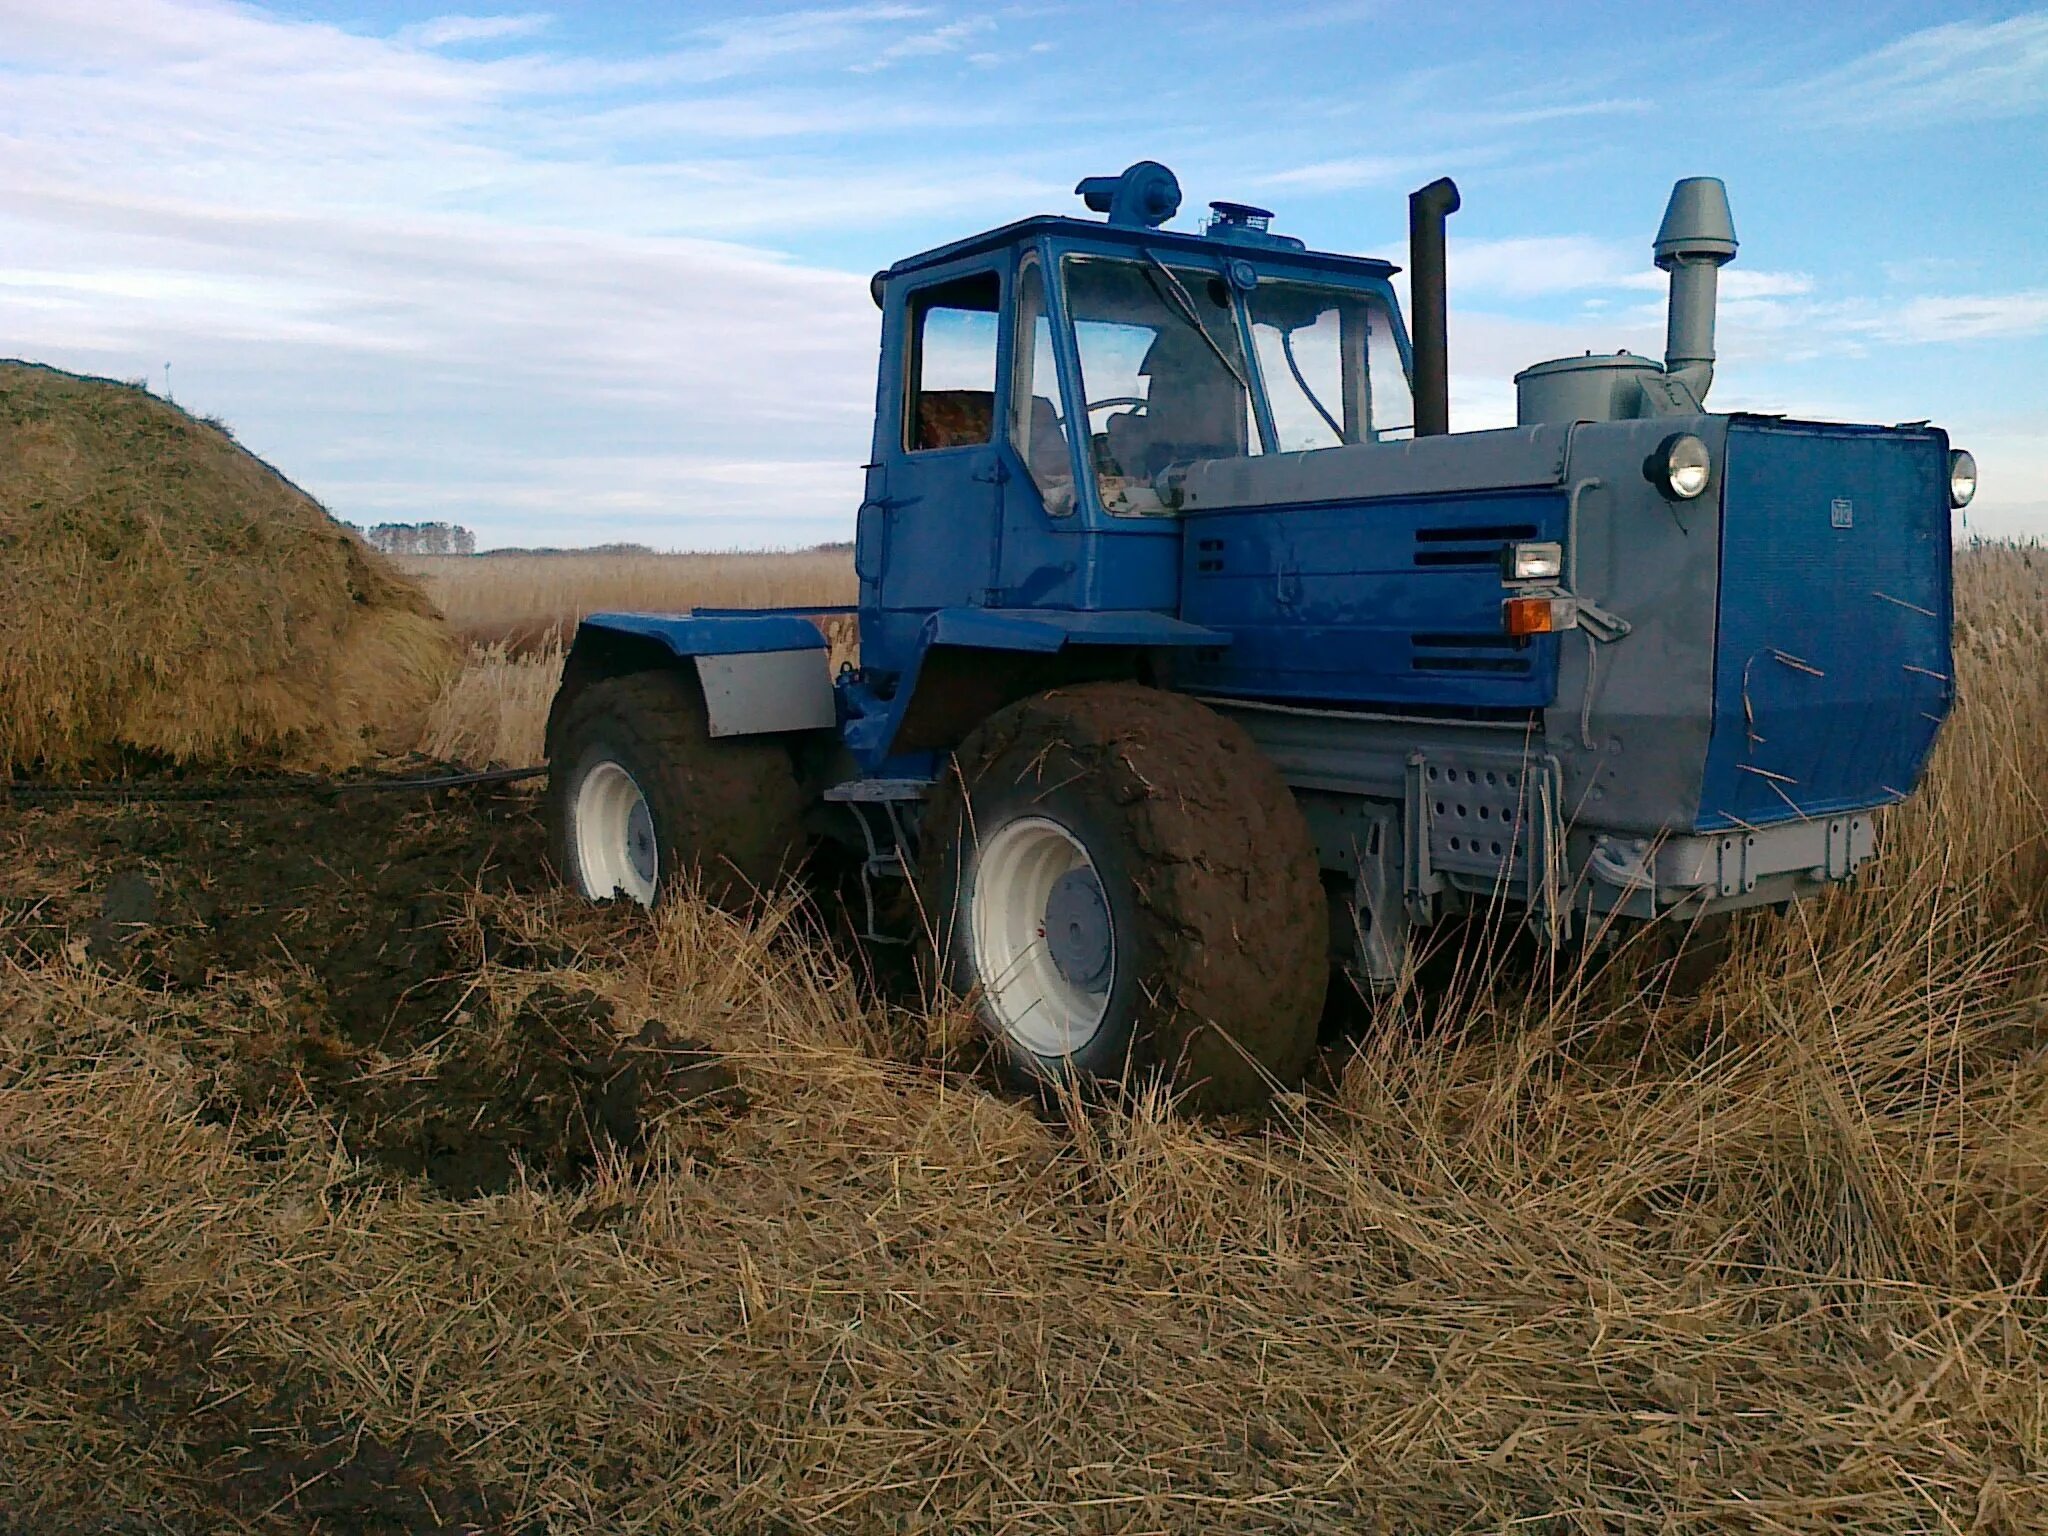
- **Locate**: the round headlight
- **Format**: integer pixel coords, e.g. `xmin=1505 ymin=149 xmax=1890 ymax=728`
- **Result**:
xmin=1648 ymin=432 xmax=1711 ymax=500
xmin=1948 ymin=448 xmax=1977 ymax=509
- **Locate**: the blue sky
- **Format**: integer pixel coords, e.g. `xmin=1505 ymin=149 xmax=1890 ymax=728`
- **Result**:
xmin=1 ymin=1 xmax=2042 ymax=547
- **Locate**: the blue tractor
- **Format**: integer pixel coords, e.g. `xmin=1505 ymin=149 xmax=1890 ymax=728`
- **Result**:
xmin=543 ymin=163 xmax=1973 ymax=1110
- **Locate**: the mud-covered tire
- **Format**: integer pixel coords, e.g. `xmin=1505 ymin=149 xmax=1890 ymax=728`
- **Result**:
xmin=545 ymin=670 xmax=805 ymax=912
xmin=918 ymin=681 xmax=1327 ymax=1114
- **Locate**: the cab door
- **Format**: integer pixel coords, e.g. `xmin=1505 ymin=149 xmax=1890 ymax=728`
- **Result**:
xmin=864 ymin=265 xmax=1007 ymax=620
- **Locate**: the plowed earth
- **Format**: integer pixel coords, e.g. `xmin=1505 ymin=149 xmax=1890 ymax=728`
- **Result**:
xmin=0 ymin=785 xmax=744 ymax=1532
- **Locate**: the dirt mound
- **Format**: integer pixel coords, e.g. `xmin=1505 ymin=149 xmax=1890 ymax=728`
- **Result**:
xmin=0 ymin=362 xmax=459 ymax=774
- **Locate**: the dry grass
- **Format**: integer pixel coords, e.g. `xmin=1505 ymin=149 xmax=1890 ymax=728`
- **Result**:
xmin=414 ymin=550 xmax=859 ymax=765
xmin=401 ymin=549 xmax=856 ymax=655
xmin=3 ymin=545 xmax=2046 ymax=1532
xmin=418 ymin=641 xmax=565 ymax=767
xmin=0 ymin=362 xmax=458 ymax=774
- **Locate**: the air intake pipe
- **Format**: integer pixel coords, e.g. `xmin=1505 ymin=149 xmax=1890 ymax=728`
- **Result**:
xmin=1407 ymin=177 xmax=1460 ymax=437
xmin=1654 ymin=177 xmax=1737 ymax=404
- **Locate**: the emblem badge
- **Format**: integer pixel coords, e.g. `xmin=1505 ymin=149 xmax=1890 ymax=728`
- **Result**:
xmin=1830 ymin=497 xmax=1854 ymax=529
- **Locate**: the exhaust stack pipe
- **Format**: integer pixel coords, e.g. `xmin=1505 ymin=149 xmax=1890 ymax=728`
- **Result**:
xmin=1407 ymin=177 xmax=1460 ymax=436
xmin=1654 ymin=178 xmax=1737 ymax=405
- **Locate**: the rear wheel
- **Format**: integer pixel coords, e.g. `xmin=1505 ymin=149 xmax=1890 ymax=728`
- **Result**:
xmin=918 ymin=682 xmax=1327 ymax=1114
xmin=545 ymin=670 xmax=805 ymax=911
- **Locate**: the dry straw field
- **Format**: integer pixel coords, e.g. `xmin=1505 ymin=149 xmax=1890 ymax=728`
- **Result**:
xmin=406 ymin=551 xmax=858 ymax=768
xmin=3 ymin=540 xmax=2046 ymax=1533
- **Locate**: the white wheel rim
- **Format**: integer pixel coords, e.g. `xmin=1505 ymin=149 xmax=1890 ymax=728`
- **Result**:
xmin=969 ymin=815 xmax=1115 ymax=1059
xmin=573 ymin=759 xmax=658 ymax=905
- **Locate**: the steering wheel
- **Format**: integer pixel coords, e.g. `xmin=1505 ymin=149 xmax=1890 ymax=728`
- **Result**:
xmin=1085 ymin=396 xmax=1149 ymax=415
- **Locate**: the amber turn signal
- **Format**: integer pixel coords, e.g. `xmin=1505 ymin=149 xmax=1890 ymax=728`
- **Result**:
xmin=1503 ymin=596 xmax=1558 ymax=636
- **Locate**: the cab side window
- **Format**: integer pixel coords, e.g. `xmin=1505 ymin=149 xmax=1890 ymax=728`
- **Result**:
xmin=906 ymin=271 xmax=1001 ymax=452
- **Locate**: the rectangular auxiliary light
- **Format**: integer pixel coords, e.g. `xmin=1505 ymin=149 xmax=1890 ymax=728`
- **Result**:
xmin=1503 ymin=596 xmax=1571 ymax=636
xmin=1504 ymin=541 xmax=1564 ymax=582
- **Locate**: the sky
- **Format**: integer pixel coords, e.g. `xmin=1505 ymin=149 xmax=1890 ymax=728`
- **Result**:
xmin=0 ymin=0 xmax=2042 ymax=550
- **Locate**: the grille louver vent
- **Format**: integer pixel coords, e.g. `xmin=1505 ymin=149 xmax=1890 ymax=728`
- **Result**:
xmin=1412 ymin=633 xmax=1532 ymax=675
xmin=1413 ymin=522 xmax=1538 ymax=569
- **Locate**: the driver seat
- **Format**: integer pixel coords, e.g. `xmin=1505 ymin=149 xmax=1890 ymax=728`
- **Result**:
xmin=1108 ymin=331 xmax=1247 ymax=479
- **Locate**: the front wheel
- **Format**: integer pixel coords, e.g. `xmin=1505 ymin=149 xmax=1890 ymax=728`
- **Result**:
xmin=545 ymin=670 xmax=806 ymax=911
xmin=918 ymin=682 xmax=1327 ymax=1114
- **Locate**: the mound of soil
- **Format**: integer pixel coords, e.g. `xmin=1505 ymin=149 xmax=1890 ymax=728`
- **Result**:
xmin=1 ymin=784 xmax=743 ymax=1199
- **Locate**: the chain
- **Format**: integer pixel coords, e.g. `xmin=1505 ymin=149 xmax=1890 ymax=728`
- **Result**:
xmin=0 ymin=764 xmax=548 ymax=805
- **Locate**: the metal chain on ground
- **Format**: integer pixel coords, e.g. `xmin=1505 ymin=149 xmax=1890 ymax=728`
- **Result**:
xmin=0 ymin=764 xmax=548 ymax=804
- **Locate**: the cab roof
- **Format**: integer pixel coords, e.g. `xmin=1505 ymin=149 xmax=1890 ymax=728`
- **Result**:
xmin=880 ymin=213 xmax=1401 ymax=286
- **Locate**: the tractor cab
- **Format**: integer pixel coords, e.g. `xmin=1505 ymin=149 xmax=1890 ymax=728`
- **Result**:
xmin=853 ymin=162 xmax=1414 ymax=695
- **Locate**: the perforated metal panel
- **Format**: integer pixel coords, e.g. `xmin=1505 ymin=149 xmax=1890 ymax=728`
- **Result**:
xmin=1422 ymin=758 xmax=1538 ymax=881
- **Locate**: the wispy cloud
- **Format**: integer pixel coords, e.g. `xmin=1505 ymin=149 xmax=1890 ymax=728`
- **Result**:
xmin=1844 ymin=289 xmax=2048 ymax=346
xmin=852 ymin=16 xmax=995 ymax=71
xmin=674 ymin=3 xmax=934 ymax=84
xmin=0 ymin=0 xmax=918 ymax=543
xmin=1263 ymin=156 xmax=1426 ymax=192
xmin=1452 ymin=236 xmax=1634 ymax=298
xmin=1445 ymin=234 xmax=1812 ymax=303
xmin=400 ymin=13 xmax=551 ymax=49
xmin=1788 ymin=14 xmax=2048 ymax=126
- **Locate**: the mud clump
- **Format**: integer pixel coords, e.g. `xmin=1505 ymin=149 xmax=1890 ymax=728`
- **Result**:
xmin=3 ymin=786 xmax=745 ymax=1199
xmin=0 ymin=781 xmax=548 ymax=994
xmin=0 ymin=786 xmax=745 ymax=1530
xmin=273 ymin=986 xmax=746 ymax=1200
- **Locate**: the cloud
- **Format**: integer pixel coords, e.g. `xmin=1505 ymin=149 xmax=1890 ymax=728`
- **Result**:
xmin=1453 ymin=96 xmax=1650 ymax=131
xmin=1789 ymin=14 xmax=2048 ymax=126
xmin=1444 ymin=234 xmax=1811 ymax=303
xmin=1842 ymin=290 xmax=2048 ymax=346
xmin=1452 ymin=236 xmax=1632 ymax=298
xmin=400 ymin=13 xmax=551 ymax=49
xmin=0 ymin=0 xmax=923 ymax=545
xmin=1709 ymin=285 xmax=2048 ymax=357
xmin=1263 ymin=156 xmax=1425 ymax=193
xmin=851 ymin=16 xmax=995 ymax=72
xmin=1881 ymin=256 xmax=1980 ymax=287
xmin=675 ymin=3 xmax=934 ymax=83
xmin=0 ymin=174 xmax=883 ymax=515
xmin=1718 ymin=271 xmax=1816 ymax=300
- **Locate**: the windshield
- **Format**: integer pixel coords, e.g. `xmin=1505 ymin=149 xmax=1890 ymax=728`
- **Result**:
xmin=1246 ymin=279 xmax=1413 ymax=451
xmin=1062 ymin=254 xmax=1257 ymax=516
xmin=1060 ymin=256 xmax=1413 ymax=515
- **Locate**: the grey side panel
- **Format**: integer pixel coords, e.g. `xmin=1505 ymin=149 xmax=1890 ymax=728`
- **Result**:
xmin=1544 ymin=415 xmax=1727 ymax=834
xmin=1176 ymin=423 xmax=1574 ymax=511
xmin=694 ymin=650 xmax=836 ymax=738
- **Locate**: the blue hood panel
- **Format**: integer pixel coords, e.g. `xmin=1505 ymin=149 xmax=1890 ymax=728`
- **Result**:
xmin=1176 ymin=487 xmax=1568 ymax=711
xmin=1697 ymin=419 xmax=1953 ymax=831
